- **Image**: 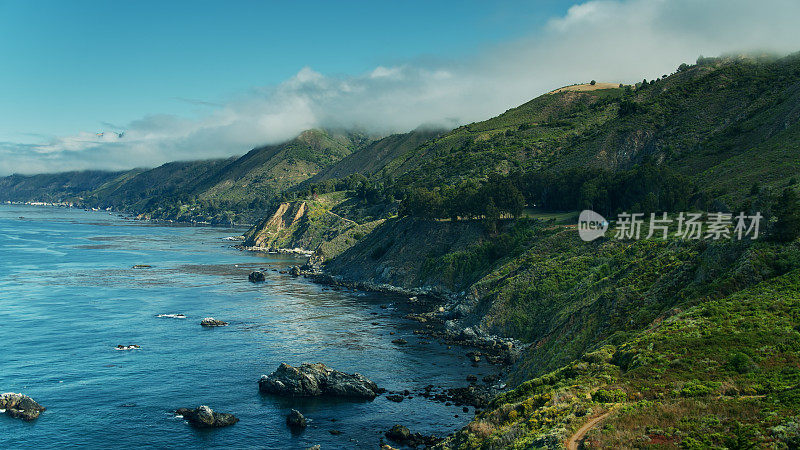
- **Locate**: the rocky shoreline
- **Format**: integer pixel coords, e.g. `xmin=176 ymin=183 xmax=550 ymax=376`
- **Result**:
xmin=231 ymin=242 xmax=527 ymax=446
xmin=300 ymin=267 xmax=526 ymax=368
xmin=237 ymin=243 xmax=527 ymax=370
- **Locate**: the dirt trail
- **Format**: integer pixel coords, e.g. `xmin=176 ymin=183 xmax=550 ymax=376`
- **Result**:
xmin=566 ymin=410 xmax=612 ymax=450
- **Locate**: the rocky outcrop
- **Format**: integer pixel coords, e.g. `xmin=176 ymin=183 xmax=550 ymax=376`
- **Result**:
xmin=259 ymin=363 xmax=381 ymax=399
xmin=286 ymin=409 xmax=307 ymax=430
xmin=175 ymin=405 xmax=238 ymax=428
xmin=248 ymin=271 xmax=266 ymax=282
xmin=242 ymin=202 xmax=308 ymax=248
xmin=200 ymin=317 xmax=228 ymax=327
xmin=0 ymin=393 xmax=46 ymax=421
xmin=385 ymin=424 xmax=441 ymax=448
xmin=115 ymin=344 xmax=141 ymax=350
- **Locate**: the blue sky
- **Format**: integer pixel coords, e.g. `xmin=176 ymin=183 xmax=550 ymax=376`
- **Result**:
xmin=2 ymin=0 xmax=800 ymax=174
xmin=0 ymin=0 xmax=573 ymax=141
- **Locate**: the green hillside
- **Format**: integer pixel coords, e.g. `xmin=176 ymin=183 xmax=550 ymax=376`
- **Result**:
xmin=3 ymin=52 xmax=800 ymax=447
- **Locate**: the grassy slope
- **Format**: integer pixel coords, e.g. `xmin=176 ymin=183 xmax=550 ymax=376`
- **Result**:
xmin=197 ymin=129 xmax=370 ymax=202
xmin=370 ymin=54 xmax=800 ymax=206
xmin=381 ymin=88 xmax=625 ymax=188
xmin=307 ymin=128 xmax=444 ymax=183
xmin=440 ymin=267 xmax=800 ymax=449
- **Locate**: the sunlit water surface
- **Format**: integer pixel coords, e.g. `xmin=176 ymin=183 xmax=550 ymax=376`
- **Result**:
xmin=0 ymin=205 xmax=496 ymax=449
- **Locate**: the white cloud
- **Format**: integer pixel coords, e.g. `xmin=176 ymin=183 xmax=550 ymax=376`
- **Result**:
xmin=3 ymin=0 xmax=800 ymax=176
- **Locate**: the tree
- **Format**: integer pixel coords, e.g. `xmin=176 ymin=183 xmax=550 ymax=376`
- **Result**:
xmin=590 ymin=80 xmax=597 ymax=86
xmin=772 ymin=188 xmax=800 ymax=242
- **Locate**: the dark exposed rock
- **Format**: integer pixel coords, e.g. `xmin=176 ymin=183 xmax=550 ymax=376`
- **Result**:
xmin=132 ymin=264 xmax=152 ymax=269
xmin=444 ymin=385 xmax=492 ymax=408
xmin=174 ymin=405 xmax=238 ymax=428
xmin=385 ymin=424 xmax=441 ymax=448
xmin=248 ymin=271 xmax=266 ymax=282
xmin=289 ymin=266 xmax=301 ymax=277
xmin=386 ymin=394 xmax=404 ymax=402
xmin=0 ymin=393 xmax=45 ymax=421
xmin=115 ymin=344 xmax=141 ymax=350
xmin=286 ymin=409 xmax=307 ymax=430
xmin=391 ymin=338 xmax=407 ymax=345
xmin=200 ymin=317 xmax=228 ymax=327
xmin=259 ymin=363 xmax=380 ymax=399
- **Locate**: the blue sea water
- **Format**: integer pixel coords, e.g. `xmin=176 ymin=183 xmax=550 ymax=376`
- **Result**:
xmin=0 ymin=205 xmax=497 ymax=449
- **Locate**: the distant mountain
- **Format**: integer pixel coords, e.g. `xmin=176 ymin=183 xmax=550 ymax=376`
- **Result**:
xmin=0 ymin=170 xmax=126 ymax=203
xmin=1 ymin=129 xmax=372 ymax=224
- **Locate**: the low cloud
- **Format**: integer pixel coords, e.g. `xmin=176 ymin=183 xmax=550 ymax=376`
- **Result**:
xmin=3 ymin=0 xmax=800 ymax=175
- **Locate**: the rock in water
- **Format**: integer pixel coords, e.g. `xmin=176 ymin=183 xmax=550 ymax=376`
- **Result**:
xmin=175 ymin=405 xmax=238 ymax=428
xmin=386 ymin=424 xmax=412 ymax=442
xmin=288 ymin=266 xmax=301 ymax=277
xmin=259 ymin=363 xmax=381 ymax=399
xmin=286 ymin=409 xmax=307 ymax=430
xmin=115 ymin=344 xmax=141 ymax=350
xmin=248 ymin=271 xmax=265 ymax=282
xmin=200 ymin=317 xmax=229 ymax=327
xmin=0 ymin=393 xmax=46 ymax=421
xmin=385 ymin=424 xmax=441 ymax=447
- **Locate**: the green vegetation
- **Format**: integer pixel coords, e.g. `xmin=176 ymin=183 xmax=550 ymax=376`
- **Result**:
xmin=440 ymin=269 xmax=800 ymax=449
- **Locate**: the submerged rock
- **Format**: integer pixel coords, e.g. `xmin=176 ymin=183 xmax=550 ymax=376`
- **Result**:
xmin=286 ymin=409 xmax=307 ymax=430
xmin=156 ymin=313 xmax=186 ymax=319
xmin=200 ymin=317 xmax=229 ymax=327
xmin=175 ymin=405 xmax=238 ymax=428
xmin=0 ymin=393 xmax=46 ymax=421
xmin=259 ymin=363 xmax=381 ymax=399
xmin=248 ymin=271 xmax=266 ymax=282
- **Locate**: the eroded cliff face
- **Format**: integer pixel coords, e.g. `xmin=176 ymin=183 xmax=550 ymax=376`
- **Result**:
xmin=241 ymin=200 xmax=380 ymax=258
xmin=242 ymin=202 xmax=308 ymax=248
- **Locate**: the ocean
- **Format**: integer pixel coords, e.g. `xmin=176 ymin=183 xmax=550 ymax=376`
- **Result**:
xmin=0 ymin=205 xmax=496 ymax=449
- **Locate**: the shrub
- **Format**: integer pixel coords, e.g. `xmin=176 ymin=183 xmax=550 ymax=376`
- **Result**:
xmin=592 ymin=388 xmax=626 ymax=403
xmin=679 ymin=380 xmax=720 ymax=397
xmin=726 ymin=352 xmax=757 ymax=374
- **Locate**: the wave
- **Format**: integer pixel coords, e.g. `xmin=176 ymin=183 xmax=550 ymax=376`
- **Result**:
xmin=156 ymin=313 xmax=186 ymax=319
